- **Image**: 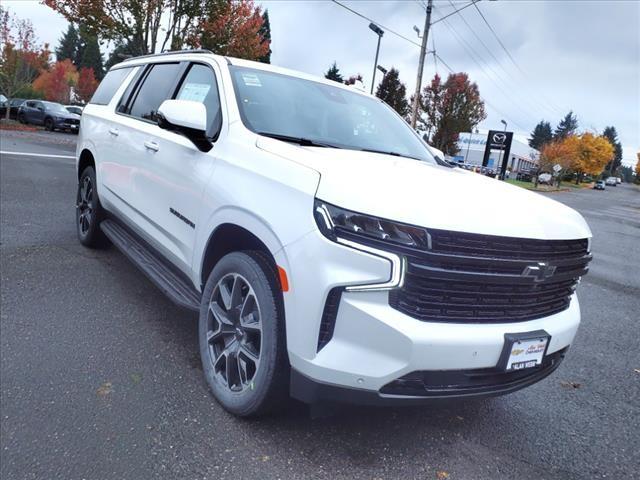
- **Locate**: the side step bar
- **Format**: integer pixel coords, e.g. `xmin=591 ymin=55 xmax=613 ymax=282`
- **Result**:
xmin=100 ymin=219 xmax=201 ymax=312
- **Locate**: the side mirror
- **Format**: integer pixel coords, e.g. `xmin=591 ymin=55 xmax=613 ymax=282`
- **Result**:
xmin=157 ymin=99 xmax=212 ymax=152
xmin=37 ymin=106 xmax=44 ymax=112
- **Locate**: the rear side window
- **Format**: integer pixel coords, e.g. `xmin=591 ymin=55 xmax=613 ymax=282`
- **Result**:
xmin=129 ymin=63 xmax=182 ymax=122
xmin=90 ymin=67 xmax=133 ymax=105
xmin=175 ymin=63 xmax=222 ymax=137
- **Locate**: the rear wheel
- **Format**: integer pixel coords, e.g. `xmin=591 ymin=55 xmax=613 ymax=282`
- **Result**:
xmin=76 ymin=166 xmax=108 ymax=248
xmin=199 ymin=251 xmax=288 ymax=417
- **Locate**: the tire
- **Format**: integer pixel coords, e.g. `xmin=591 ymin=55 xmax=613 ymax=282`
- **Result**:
xmin=199 ymin=251 xmax=288 ymax=417
xmin=45 ymin=117 xmax=55 ymax=131
xmin=76 ymin=166 xmax=108 ymax=248
xmin=18 ymin=114 xmax=26 ymax=124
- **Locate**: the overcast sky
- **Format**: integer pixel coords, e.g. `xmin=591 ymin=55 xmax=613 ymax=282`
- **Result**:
xmin=4 ymin=0 xmax=639 ymax=166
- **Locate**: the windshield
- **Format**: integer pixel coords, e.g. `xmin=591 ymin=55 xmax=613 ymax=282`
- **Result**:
xmin=44 ymin=102 xmax=68 ymax=113
xmin=229 ymin=66 xmax=435 ymax=163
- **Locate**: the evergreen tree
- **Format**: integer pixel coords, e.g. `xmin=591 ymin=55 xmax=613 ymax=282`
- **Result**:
xmin=78 ymin=30 xmax=104 ymax=80
xmin=55 ymin=24 xmax=79 ymax=62
xmin=258 ymin=9 xmax=271 ymax=64
xmin=104 ymin=39 xmax=145 ymax=70
xmin=553 ymin=111 xmax=578 ymax=140
xmin=324 ymin=62 xmax=344 ymax=83
xmin=528 ymin=120 xmax=553 ymax=150
xmin=602 ymin=126 xmax=623 ymax=174
xmin=375 ymin=67 xmax=409 ymax=117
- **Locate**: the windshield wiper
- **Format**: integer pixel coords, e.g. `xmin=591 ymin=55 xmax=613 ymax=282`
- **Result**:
xmin=360 ymin=148 xmax=422 ymax=161
xmin=257 ymin=132 xmax=340 ymax=149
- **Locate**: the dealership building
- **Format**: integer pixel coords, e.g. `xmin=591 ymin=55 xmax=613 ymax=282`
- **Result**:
xmin=450 ymin=132 xmax=540 ymax=173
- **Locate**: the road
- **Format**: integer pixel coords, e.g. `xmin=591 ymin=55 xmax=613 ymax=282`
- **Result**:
xmin=1 ymin=130 xmax=638 ymax=480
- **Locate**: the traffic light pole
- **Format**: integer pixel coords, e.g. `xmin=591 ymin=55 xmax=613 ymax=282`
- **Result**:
xmin=410 ymin=0 xmax=433 ymax=129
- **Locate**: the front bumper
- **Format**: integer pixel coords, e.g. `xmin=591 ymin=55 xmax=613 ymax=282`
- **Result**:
xmin=279 ymin=229 xmax=581 ymax=404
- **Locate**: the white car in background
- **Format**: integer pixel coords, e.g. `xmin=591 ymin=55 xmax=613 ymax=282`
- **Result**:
xmin=74 ymin=50 xmax=592 ymax=416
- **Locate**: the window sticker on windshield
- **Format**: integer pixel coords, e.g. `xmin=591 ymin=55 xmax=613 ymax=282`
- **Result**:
xmin=241 ymin=73 xmax=262 ymax=87
xmin=178 ymin=83 xmax=211 ymax=102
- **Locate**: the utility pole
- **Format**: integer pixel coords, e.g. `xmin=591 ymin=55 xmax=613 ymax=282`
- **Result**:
xmin=410 ymin=0 xmax=433 ymax=129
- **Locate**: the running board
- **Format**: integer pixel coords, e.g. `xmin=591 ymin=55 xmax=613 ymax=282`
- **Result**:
xmin=100 ymin=219 xmax=201 ymax=312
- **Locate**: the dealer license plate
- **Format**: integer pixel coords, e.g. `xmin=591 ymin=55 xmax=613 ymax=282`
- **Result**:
xmin=504 ymin=335 xmax=549 ymax=371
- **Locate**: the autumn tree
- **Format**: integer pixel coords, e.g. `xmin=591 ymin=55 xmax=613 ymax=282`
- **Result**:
xmin=635 ymin=154 xmax=640 ymax=184
xmin=0 ymin=6 xmax=50 ymax=118
xmin=572 ymin=132 xmax=614 ymax=184
xmin=75 ymin=67 xmax=98 ymax=103
xmin=539 ymin=135 xmax=578 ymax=186
xmin=375 ymin=67 xmax=409 ymax=117
xmin=418 ymin=72 xmax=486 ymax=154
xmin=46 ymin=0 xmax=269 ymax=60
xmin=258 ymin=9 xmax=271 ymax=63
xmin=325 ymin=62 xmax=344 ymax=83
xmin=601 ymin=126 xmax=623 ymax=175
xmin=33 ymin=59 xmax=78 ymax=104
xmin=528 ymin=120 xmax=553 ymax=150
xmin=553 ymin=111 xmax=578 ymax=140
xmin=188 ymin=0 xmax=269 ymax=60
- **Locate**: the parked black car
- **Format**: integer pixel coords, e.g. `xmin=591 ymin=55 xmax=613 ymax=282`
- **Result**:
xmin=18 ymin=100 xmax=80 ymax=133
xmin=0 ymin=98 xmax=26 ymax=120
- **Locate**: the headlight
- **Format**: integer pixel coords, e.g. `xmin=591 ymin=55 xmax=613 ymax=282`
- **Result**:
xmin=314 ymin=199 xmax=413 ymax=291
xmin=314 ymin=199 xmax=429 ymax=249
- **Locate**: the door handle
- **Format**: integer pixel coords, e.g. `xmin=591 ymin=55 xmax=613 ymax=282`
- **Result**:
xmin=144 ymin=140 xmax=159 ymax=152
xmin=108 ymin=127 xmax=119 ymax=136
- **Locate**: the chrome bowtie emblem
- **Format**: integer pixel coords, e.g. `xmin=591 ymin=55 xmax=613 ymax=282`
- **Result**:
xmin=522 ymin=262 xmax=556 ymax=282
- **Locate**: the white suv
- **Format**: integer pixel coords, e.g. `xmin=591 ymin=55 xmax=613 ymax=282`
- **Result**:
xmin=75 ymin=50 xmax=592 ymax=416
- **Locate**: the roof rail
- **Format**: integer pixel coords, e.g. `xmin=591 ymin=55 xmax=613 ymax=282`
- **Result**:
xmin=122 ymin=49 xmax=214 ymax=62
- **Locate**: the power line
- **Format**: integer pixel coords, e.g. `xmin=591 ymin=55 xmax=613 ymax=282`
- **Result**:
xmin=330 ymin=0 xmax=422 ymax=48
xmin=472 ymin=1 xmax=521 ymax=72
xmin=443 ymin=0 xmax=556 ymax=121
xmin=471 ymin=2 xmax=566 ymax=117
xmin=431 ymin=0 xmax=480 ymax=25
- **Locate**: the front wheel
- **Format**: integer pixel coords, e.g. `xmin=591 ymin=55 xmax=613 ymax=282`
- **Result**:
xmin=76 ymin=166 xmax=108 ymax=248
xmin=199 ymin=251 xmax=288 ymax=417
xmin=45 ymin=117 xmax=55 ymax=131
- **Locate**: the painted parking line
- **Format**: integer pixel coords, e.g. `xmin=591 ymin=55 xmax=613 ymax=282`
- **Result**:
xmin=0 ymin=150 xmax=76 ymax=159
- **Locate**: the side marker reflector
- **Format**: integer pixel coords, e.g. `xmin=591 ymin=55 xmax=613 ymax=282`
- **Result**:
xmin=277 ymin=266 xmax=289 ymax=292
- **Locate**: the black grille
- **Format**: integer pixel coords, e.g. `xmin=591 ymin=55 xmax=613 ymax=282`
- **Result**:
xmin=385 ymin=228 xmax=591 ymax=323
xmin=317 ymin=288 xmax=343 ymax=351
xmin=380 ymin=348 xmax=567 ymax=397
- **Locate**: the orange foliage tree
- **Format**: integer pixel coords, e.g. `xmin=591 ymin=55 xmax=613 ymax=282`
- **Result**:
xmin=0 ymin=6 xmax=49 ymax=118
xmin=75 ymin=67 xmax=98 ymax=103
xmin=573 ymin=132 xmax=614 ymax=183
xmin=33 ymin=59 xmax=78 ymax=103
xmin=540 ymin=135 xmax=579 ymax=186
xmin=188 ymin=0 xmax=269 ymax=60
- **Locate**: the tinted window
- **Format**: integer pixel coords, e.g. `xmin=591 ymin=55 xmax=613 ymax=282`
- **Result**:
xmin=90 ymin=67 xmax=133 ymax=105
xmin=175 ymin=63 xmax=221 ymax=136
xmin=129 ymin=63 xmax=182 ymax=122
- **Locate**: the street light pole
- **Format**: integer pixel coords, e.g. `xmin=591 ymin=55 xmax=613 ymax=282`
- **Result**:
xmin=369 ymin=23 xmax=384 ymax=94
xmin=497 ymin=119 xmax=507 ymax=179
xmin=410 ymin=0 xmax=433 ymax=129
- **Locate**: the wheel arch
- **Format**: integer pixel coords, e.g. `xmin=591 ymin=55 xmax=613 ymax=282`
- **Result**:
xmin=200 ymin=222 xmax=282 ymax=291
xmin=77 ymin=149 xmax=95 ymax=180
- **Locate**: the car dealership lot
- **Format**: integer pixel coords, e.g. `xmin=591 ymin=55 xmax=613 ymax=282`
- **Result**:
xmin=1 ymin=130 xmax=638 ymax=480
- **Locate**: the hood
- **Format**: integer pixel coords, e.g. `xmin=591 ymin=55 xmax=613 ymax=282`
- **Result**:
xmin=256 ymin=137 xmax=591 ymax=241
xmin=51 ymin=110 xmax=80 ymax=120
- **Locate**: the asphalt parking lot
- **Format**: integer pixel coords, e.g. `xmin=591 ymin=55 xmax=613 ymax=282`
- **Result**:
xmin=1 ymin=130 xmax=638 ymax=480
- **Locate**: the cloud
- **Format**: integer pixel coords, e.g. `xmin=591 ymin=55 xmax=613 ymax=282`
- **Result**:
xmin=6 ymin=0 xmax=638 ymax=162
